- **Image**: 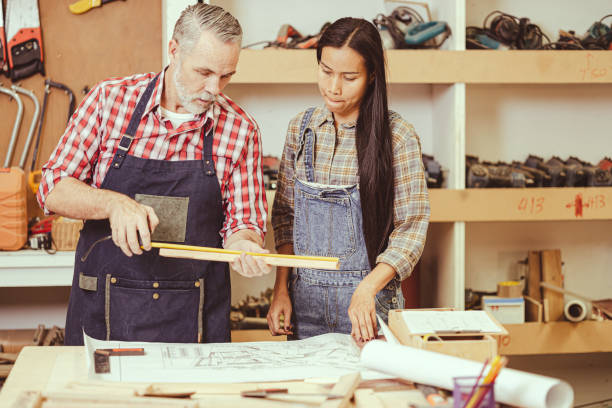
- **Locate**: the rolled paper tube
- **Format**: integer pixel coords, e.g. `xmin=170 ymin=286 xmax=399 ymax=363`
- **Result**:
xmin=564 ymin=299 xmax=587 ymax=322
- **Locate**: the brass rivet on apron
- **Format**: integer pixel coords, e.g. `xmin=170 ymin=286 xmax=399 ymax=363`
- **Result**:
xmin=153 ymin=282 xmax=159 ymax=288
xmin=392 ymin=297 xmax=398 ymax=303
xmin=205 ymin=160 xmax=210 ymax=165
xmin=153 ymin=293 xmax=160 ymax=300
xmin=194 ymin=281 xmax=200 ymax=288
xmin=110 ymin=277 xmax=117 ymax=284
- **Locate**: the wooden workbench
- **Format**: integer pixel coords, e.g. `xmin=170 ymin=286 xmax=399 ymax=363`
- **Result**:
xmin=0 ymin=346 xmax=426 ymax=407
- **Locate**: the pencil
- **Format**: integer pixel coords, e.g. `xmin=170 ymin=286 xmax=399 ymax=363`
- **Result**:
xmin=472 ymin=357 xmax=507 ymax=408
xmin=462 ymin=358 xmax=489 ymax=408
xmin=464 ymin=356 xmax=501 ymax=408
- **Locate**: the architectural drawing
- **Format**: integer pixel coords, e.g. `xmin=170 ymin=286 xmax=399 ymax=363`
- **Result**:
xmin=84 ymin=331 xmax=389 ymax=383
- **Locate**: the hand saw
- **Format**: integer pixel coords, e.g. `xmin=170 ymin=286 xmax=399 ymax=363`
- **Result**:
xmin=69 ymin=0 xmax=126 ymax=15
xmin=5 ymin=0 xmax=45 ymax=81
xmin=0 ymin=1 xmax=7 ymax=75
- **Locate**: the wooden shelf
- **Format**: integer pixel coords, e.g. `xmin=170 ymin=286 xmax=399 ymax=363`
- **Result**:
xmin=429 ymin=187 xmax=612 ymax=222
xmin=500 ymin=321 xmax=612 ymax=355
xmin=0 ymin=250 xmax=74 ymax=287
xmin=233 ymin=50 xmax=612 ymax=84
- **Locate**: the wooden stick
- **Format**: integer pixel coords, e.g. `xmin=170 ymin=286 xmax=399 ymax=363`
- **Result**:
xmin=321 ymin=372 xmax=361 ymax=408
xmin=0 ymin=352 xmax=18 ymax=362
xmin=0 ymin=364 xmax=13 ymax=378
xmin=155 ymin=243 xmax=339 ymax=270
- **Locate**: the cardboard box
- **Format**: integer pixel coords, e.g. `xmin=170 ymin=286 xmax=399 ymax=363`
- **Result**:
xmin=482 ymin=296 xmax=525 ymax=325
xmin=388 ymin=309 xmax=507 ymax=362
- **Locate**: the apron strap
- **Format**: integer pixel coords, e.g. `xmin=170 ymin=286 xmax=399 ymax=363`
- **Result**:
xmin=202 ymin=122 xmax=216 ymax=177
xmin=295 ymin=107 xmax=316 ymax=183
xmin=110 ymin=74 xmax=160 ymax=170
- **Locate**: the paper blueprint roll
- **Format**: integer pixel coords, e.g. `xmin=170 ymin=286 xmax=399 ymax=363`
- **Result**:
xmin=361 ymin=340 xmax=573 ymax=408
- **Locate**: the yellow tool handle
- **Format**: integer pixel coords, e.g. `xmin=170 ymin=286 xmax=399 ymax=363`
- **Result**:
xmin=28 ymin=170 xmax=41 ymax=194
xmin=68 ymin=0 xmax=102 ymax=15
xmin=151 ymin=242 xmax=338 ymax=263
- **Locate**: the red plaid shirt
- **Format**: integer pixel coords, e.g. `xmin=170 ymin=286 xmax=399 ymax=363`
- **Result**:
xmin=37 ymin=69 xmax=267 ymax=242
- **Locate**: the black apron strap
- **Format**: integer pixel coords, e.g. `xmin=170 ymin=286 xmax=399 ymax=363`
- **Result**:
xmin=111 ymin=74 xmax=160 ymax=170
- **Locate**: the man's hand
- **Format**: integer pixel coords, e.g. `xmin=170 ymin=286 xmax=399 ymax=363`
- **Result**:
xmin=224 ymin=231 xmax=272 ymax=277
xmin=267 ymin=288 xmax=293 ymax=335
xmin=348 ymin=281 xmax=378 ymax=346
xmin=107 ymin=194 xmax=159 ymax=257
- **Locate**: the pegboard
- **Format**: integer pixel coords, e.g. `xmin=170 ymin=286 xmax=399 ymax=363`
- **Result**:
xmin=0 ymin=0 xmax=162 ymax=218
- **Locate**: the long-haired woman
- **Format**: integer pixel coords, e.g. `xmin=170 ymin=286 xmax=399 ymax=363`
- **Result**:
xmin=267 ymin=17 xmax=430 ymax=344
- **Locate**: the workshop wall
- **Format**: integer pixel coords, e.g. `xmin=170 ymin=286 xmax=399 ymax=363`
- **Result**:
xmin=0 ymin=0 xmax=162 ymax=219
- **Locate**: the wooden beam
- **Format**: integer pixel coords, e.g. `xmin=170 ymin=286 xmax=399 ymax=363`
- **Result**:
xmin=500 ymin=321 xmax=612 ymax=355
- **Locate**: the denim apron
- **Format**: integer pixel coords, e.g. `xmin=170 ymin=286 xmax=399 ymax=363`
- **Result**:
xmin=64 ymin=75 xmax=231 ymax=345
xmin=289 ymin=108 xmax=403 ymax=340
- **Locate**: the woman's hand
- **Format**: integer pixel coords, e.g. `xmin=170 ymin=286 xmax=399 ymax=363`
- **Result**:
xmin=267 ymin=289 xmax=293 ymax=336
xmin=348 ymin=281 xmax=378 ymax=345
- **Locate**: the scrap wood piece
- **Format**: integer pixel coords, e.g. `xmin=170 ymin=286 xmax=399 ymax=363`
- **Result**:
xmin=524 ymin=296 xmax=542 ymax=323
xmin=0 ymin=364 xmax=13 ymax=378
xmin=321 ymin=372 xmax=361 ymax=408
xmin=35 ymin=391 xmax=200 ymax=407
xmin=540 ymin=249 xmax=564 ymax=322
xmin=0 ymin=352 xmax=18 ymax=363
xmin=526 ymin=251 xmax=542 ymax=322
xmin=9 ymin=390 xmax=43 ymax=408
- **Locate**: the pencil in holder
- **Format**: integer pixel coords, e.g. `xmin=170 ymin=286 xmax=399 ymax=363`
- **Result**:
xmin=453 ymin=376 xmax=495 ymax=408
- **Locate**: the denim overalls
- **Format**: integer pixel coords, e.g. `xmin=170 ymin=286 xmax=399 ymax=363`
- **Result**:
xmin=289 ymin=108 xmax=404 ymax=340
xmin=64 ymin=75 xmax=231 ymax=345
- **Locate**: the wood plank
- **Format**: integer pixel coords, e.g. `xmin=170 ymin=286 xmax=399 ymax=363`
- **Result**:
xmin=526 ymin=251 xmax=542 ymax=322
xmin=159 ymin=247 xmax=339 ymax=270
xmin=321 ymin=372 xmax=361 ymax=408
xmin=500 ymin=321 xmax=612 ymax=355
xmin=456 ymin=50 xmax=612 ymax=84
xmin=428 ymin=187 xmax=612 ymax=222
xmin=540 ymin=250 xmax=565 ymax=322
xmin=233 ymin=50 xmax=612 ymax=84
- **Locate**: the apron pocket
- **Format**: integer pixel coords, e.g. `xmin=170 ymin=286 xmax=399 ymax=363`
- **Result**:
xmin=105 ymin=274 xmax=204 ymax=343
xmin=294 ymin=190 xmax=357 ymax=259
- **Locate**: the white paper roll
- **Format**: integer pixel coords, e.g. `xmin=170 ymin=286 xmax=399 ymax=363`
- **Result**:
xmin=564 ymin=300 xmax=587 ymax=322
xmin=361 ymin=340 xmax=573 ymax=408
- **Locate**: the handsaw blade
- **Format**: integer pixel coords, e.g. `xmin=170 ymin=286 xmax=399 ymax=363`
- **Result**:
xmin=5 ymin=0 xmax=44 ymax=81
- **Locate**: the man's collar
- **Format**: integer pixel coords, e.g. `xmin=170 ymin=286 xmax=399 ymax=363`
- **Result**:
xmin=143 ymin=68 xmax=166 ymax=116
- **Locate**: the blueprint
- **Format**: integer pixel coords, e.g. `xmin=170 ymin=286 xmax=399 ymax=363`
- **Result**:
xmin=84 ymin=332 xmax=390 ymax=383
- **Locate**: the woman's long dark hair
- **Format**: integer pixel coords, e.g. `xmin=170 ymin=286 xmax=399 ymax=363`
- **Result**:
xmin=317 ymin=18 xmax=394 ymax=268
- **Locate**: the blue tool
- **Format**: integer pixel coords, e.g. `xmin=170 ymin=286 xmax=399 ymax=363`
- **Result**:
xmin=404 ymin=21 xmax=447 ymax=45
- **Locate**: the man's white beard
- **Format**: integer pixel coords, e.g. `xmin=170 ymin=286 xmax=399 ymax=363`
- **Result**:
xmin=174 ymin=63 xmax=215 ymax=115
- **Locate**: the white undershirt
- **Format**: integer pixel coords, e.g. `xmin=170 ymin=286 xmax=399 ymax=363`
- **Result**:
xmin=160 ymin=107 xmax=197 ymax=128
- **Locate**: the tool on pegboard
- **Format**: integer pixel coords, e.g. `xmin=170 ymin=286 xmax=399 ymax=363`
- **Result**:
xmin=0 ymin=1 xmax=7 ymax=76
xmin=5 ymin=0 xmax=45 ymax=81
xmin=68 ymin=0 xmax=126 ymax=15
xmin=28 ymin=79 xmax=76 ymax=195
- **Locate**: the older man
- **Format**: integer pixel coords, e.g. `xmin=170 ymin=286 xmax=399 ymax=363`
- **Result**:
xmin=37 ymin=4 xmax=270 ymax=345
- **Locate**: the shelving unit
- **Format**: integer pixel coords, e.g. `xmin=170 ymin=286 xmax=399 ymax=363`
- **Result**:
xmin=2 ymin=1 xmax=611 ymax=360
xmin=212 ymin=0 xmax=612 ymax=359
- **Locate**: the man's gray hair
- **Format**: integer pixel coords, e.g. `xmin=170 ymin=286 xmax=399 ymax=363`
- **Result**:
xmin=172 ymin=3 xmax=242 ymax=53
